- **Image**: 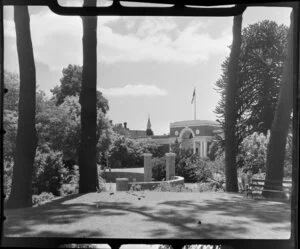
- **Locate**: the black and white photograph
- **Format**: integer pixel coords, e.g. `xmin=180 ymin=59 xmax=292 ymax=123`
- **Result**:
xmin=1 ymin=1 xmax=298 ymax=248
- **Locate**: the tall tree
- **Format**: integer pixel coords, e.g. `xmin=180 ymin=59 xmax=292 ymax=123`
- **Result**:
xmin=6 ymin=6 xmax=38 ymax=208
xmin=263 ymin=10 xmax=294 ymax=197
xmin=78 ymin=0 xmax=99 ymax=193
xmin=51 ymin=64 xmax=109 ymax=114
xmin=215 ymin=21 xmax=288 ymax=155
xmin=224 ymin=13 xmax=243 ymax=192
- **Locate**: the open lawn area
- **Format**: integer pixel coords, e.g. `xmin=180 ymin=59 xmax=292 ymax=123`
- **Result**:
xmin=4 ymin=191 xmax=290 ymax=239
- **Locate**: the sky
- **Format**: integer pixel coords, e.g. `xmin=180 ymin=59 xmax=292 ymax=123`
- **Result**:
xmin=3 ymin=2 xmax=291 ymax=135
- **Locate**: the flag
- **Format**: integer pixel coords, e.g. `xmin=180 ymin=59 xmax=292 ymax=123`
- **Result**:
xmin=191 ymin=88 xmax=195 ymax=104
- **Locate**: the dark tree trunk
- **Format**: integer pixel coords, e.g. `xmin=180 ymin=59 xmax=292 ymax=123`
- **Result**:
xmin=291 ymin=4 xmax=299 ymax=245
xmin=263 ymin=10 xmax=294 ymax=198
xmin=6 ymin=6 xmax=37 ymax=208
xmin=224 ymin=14 xmax=243 ymax=192
xmin=78 ymin=0 xmax=99 ymax=193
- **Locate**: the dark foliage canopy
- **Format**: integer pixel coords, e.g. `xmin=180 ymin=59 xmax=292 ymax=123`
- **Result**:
xmin=51 ymin=64 xmax=109 ymax=114
xmin=215 ymin=20 xmax=288 ymax=146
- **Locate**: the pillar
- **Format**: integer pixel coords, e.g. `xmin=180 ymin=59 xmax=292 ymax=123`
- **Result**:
xmin=204 ymin=140 xmax=207 ymax=157
xmin=116 ymin=178 xmax=129 ymax=191
xmin=143 ymin=153 xmax=152 ymax=182
xmin=193 ymin=139 xmax=196 ymax=154
xmin=166 ymin=152 xmax=176 ymax=180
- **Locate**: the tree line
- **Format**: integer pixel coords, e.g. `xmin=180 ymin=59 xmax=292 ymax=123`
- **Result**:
xmin=3 ymin=5 xmax=296 ymax=209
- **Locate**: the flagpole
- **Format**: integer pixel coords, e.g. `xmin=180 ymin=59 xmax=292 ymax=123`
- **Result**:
xmin=194 ymin=87 xmax=196 ymax=120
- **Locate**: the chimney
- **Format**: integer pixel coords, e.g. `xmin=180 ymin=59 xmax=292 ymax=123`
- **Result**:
xmin=124 ymin=122 xmax=127 ymax=129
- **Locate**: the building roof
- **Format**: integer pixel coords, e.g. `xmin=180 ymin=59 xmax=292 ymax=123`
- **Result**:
xmin=152 ymin=135 xmax=170 ymax=139
xmin=170 ymin=120 xmax=220 ymax=128
xmin=128 ymin=130 xmax=147 ymax=139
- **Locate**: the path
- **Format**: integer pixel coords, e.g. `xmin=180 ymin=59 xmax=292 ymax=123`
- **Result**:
xmin=4 ymin=192 xmax=290 ymax=239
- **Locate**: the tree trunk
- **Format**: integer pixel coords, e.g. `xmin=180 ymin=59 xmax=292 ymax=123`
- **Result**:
xmin=263 ymin=10 xmax=294 ymax=198
xmin=224 ymin=14 xmax=243 ymax=192
xmin=78 ymin=0 xmax=99 ymax=193
xmin=6 ymin=6 xmax=37 ymax=208
xmin=291 ymin=4 xmax=299 ymax=245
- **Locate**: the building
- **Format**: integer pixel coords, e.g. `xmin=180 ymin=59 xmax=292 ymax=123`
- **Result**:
xmin=113 ymin=118 xmax=222 ymax=157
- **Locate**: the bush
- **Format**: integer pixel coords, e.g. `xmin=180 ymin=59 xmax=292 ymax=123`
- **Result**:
xmin=154 ymin=182 xmax=189 ymax=192
xmin=238 ymin=132 xmax=269 ymax=174
xmin=108 ymin=134 xmax=166 ymax=168
xmin=152 ymin=157 xmax=166 ymax=181
xmin=197 ymin=181 xmax=224 ymax=192
xmin=33 ymin=148 xmax=67 ymax=196
xmin=176 ymin=154 xmax=212 ymax=183
xmin=60 ymin=165 xmax=79 ymax=196
xmin=32 ymin=192 xmax=55 ymax=206
xmin=206 ymin=154 xmax=225 ymax=174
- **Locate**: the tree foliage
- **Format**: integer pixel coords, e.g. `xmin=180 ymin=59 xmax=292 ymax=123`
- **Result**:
xmin=215 ymin=20 xmax=288 ymax=147
xmin=51 ymin=64 xmax=109 ymax=114
xmin=108 ymin=134 xmax=164 ymax=168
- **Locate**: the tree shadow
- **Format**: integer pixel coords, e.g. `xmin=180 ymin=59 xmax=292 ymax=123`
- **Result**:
xmin=3 ymin=192 xmax=291 ymax=239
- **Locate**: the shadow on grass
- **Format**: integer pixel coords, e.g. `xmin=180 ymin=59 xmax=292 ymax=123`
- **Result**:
xmin=3 ymin=192 xmax=291 ymax=239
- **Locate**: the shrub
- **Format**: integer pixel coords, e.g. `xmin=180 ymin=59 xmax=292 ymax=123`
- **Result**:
xmin=176 ymin=154 xmax=212 ymax=183
xmin=206 ymin=154 xmax=225 ymax=174
xmin=108 ymin=134 xmax=166 ymax=168
xmin=154 ymin=182 xmax=189 ymax=192
xmin=60 ymin=165 xmax=79 ymax=196
xmin=32 ymin=192 xmax=55 ymax=206
xmin=152 ymin=157 xmax=166 ymax=181
xmin=33 ymin=148 xmax=66 ymax=196
xmin=237 ymin=132 xmax=269 ymax=173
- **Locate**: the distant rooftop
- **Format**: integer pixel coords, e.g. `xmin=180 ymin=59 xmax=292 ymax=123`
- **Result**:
xmin=170 ymin=120 xmax=220 ymax=128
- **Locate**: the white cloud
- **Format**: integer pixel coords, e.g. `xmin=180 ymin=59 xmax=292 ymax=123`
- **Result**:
xmin=135 ymin=18 xmax=177 ymax=38
xmin=98 ymin=18 xmax=231 ymax=64
xmin=4 ymin=7 xmax=291 ymax=72
xmin=99 ymin=84 xmax=168 ymax=97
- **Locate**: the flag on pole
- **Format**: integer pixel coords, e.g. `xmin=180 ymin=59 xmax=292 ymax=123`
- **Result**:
xmin=191 ymin=87 xmax=196 ymax=104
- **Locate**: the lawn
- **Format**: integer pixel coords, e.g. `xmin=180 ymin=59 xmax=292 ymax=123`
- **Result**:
xmin=3 ymin=191 xmax=290 ymax=239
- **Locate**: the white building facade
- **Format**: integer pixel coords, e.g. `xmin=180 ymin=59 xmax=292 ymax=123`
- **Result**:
xmin=152 ymin=120 xmax=222 ymax=157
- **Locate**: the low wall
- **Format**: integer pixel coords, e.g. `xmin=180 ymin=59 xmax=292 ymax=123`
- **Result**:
xmin=101 ymin=171 xmax=144 ymax=183
xmin=128 ymin=176 xmax=185 ymax=191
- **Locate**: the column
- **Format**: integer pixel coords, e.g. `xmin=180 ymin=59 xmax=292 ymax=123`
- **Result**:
xmin=143 ymin=153 xmax=152 ymax=182
xmin=193 ymin=139 xmax=196 ymax=154
xmin=116 ymin=178 xmax=129 ymax=191
xmin=204 ymin=140 xmax=207 ymax=157
xmin=166 ymin=153 xmax=176 ymax=180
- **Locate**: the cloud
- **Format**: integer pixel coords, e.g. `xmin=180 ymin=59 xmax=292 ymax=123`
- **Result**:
xmin=98 ymin=18 xmax=232 ymax=64
xmin=4 ymin=6 xmax=291 ymax=73
xmin=4 ymin=9 xmax=231 ymax=71
xmin=99 ymin=84 xmax=168 ymax=97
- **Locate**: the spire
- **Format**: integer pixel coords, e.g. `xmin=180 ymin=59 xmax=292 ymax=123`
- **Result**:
xmin=147 ymin=113 xmax=151 ymax=130
xmin=146 ymin=114 xmax=153 ymax=136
